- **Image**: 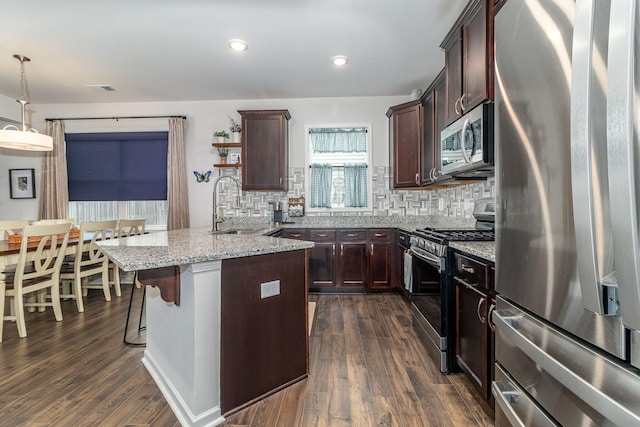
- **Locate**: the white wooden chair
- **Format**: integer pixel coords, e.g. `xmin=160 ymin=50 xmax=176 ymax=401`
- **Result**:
xmin=110 ymin=218 xmax=146 ymax=290
xmin=32 ymin=219 xmax=75 ymax=226
xmin=0 ymin=220 xmax=29 ymax=240
xmin=0 ymin=223 xmax=71 ymax=341
xmin=60 ymin=220 xmax=118 ymax=312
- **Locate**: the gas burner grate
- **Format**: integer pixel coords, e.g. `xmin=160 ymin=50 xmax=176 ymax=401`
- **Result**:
xmin=414 ymin=228 xmax=494 ymax=243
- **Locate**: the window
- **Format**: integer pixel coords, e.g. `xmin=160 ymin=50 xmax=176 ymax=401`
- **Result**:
xmin=65 ymin=132 xmax=168 ymax=229
xmin=305 ymin=125 xmax=371 ymax=212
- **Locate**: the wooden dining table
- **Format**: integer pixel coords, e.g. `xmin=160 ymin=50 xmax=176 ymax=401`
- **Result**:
xmin=0 ymin=236 xmax=84 ymax=278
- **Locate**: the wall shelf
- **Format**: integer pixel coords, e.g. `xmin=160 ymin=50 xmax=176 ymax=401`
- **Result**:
xmin=214 ymin=163 xmax=242 ymax=168
xmin=212 ymin=142 xmax=241 ymax=148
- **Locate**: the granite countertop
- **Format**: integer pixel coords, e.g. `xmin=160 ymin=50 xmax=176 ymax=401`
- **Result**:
xmin=99 ymin=216 xmax=496 ymax=272
xmin=98 ymin=227 xmax=313 ymax=271
xmin=449 ymin=241 xmax=495 ymax=263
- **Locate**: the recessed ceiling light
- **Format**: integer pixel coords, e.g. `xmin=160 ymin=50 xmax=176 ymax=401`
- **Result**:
xmin=228 ymin=39 xmax=249 ymax=52
xmin=331 ymin=55 xmax=349 ymax=66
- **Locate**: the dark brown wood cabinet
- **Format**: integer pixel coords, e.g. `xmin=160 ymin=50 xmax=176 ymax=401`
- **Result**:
xmin=421 ymin=69 xmax=448 ymax=185
xmin=453 ymin=251 xmax=494 ymax=406
xmin=280 ymin=227 xmax=398 ymax=292
xmin=281 ymin=229 xmax=306 ymax=240
xmin=387 ymin=100 xmax=422 ymax=188
xmin=239 ymin=109 xmax=290 ymax=191
xmin=220 ymin=250 xmax=308 ymax=414
xmin=367 ymin=229 xmax=395 ymax=289
xmin=338 ymin=230 xmax=368 ymax=288
xmin=308 ymin=229 xmax=337 ymax=289
xmin=441 ymin=0 xmax=493 ymax=126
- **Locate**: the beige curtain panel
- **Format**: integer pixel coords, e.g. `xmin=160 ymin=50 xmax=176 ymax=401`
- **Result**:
xmin=167 ymin=117 xmax=190 ymax=230
xmin=38 ymin=120 xmax=69 ymax=220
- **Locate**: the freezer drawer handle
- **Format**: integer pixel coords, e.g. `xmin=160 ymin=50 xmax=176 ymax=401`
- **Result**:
xmin=494 ymin=309 xmax=640 ymax=426
xmin=492 ymin=381 xmax=526 ymax=427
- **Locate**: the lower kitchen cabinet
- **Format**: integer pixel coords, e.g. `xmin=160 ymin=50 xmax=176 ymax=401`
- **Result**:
xmin=338 ymin=230 xmax=368 ymax=288
xmin=301 ymin=228 xmax=398 ymax=292
xmin=308 ymin=229 xmax=337 ymax=288
xmin=367 ymin=229 xmax=395 ymax=289
xmin=453 ymin=251 xmax=494 ymax=405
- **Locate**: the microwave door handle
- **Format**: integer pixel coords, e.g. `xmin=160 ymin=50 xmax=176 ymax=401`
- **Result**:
xmin=608 ymin=0 xmax=640 ymax=329
xmin=571 ymin=0 xmax=617 ymax=316
xmin=460 ymin=117 xmax=472 ymax=164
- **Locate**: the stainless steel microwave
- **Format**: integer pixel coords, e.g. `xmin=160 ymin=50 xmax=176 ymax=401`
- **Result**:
xmin=440 ymin=102 xmax=494 ymax=178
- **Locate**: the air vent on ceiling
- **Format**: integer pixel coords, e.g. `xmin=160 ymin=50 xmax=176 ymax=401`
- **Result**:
xmin=86 ymin=84 xmax=117 ymax=92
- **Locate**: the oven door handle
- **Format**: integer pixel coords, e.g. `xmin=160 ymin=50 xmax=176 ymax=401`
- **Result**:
xmin=409 ymin=247 xmax=441 ymax=269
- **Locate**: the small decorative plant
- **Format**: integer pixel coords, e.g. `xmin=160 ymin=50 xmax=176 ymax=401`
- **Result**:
xmin=217 ymin=146 xmax=229 ymax=164
xmin=229 ymin=117 xmax=242 ymax=133
xmin=214 ymin=130 xmax=230 ymax=139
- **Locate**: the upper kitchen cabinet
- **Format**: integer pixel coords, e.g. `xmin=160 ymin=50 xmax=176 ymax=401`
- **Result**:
xmin=387 ymin=100 xmax=422 ymax=188
xmin=441 ymin=0 xmax=494 ymax=126
xmin=421 ymin=69 xmax=449 ymax=185
xmin=239 ymin=109 xmax=291 ymax=191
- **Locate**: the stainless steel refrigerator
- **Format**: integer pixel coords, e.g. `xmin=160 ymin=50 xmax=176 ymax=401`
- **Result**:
xmin=494 ymin=0 xmax=640 ymax=424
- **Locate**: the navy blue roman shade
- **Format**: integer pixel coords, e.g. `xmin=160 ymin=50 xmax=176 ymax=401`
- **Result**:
xmin=66 ymin=132 xmax=168 ymax=201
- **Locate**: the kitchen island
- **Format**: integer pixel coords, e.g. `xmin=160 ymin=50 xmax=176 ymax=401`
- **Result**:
xmin=98 ymin=227 xmax=314 ymax=427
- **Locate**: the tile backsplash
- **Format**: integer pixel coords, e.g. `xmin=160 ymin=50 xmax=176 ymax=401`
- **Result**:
xmin=216 ymin=166 xmax=495 ymax=219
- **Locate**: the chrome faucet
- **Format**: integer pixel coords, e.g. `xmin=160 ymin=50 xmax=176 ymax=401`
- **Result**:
xmin=211 ymin=175 xmax=241 ymax=232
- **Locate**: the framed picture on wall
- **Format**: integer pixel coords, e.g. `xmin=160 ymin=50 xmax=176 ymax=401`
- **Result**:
xmin=9 ymin=168 xmax=36 ymax=199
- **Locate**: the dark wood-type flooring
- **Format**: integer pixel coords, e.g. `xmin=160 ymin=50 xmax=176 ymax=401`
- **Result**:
xmin=0 ymin=285 xmax=494 ymax=426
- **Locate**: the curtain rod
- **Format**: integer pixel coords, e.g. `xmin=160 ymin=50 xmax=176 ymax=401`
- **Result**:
xmin=45 ymin=115 xmax=186 ymax=121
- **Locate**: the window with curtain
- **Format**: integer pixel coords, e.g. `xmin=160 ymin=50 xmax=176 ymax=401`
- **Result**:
xmin=65 ymin=132 xmax=168 ymax=228
xmin=306 ymin=126 xmax=371 ymax=211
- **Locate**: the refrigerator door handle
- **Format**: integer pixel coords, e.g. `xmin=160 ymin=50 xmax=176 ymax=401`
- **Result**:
xmin=570 ymin=0 xmax=617 ymax=316
xmin=607 ymin=0 xmax=640 ymax=330
xmin=494 ymin=309 xmax=640 ymax=425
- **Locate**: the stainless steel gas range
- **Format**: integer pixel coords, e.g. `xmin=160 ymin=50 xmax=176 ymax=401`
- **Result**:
xmin=409 ymin=201 xmax=495 ymax=373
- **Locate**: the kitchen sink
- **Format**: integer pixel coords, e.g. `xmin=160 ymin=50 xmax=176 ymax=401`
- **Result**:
xmin=209 ymin=229 xmax=261 ymax=235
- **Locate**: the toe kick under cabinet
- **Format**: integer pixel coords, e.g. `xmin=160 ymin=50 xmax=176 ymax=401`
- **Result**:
xmin=453 ymin=250 xmax=495 ymax=408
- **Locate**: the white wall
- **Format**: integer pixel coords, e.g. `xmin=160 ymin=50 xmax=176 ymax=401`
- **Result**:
xmin=0 ymin=95 xmax=407 ymax=223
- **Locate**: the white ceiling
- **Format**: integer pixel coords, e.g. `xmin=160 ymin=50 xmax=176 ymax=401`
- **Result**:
xmin=0 ymin=0 xmax=468 ymax=104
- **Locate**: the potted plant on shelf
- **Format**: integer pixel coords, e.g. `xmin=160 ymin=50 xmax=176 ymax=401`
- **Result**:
xmin=214 ymin=130 xmax=229 ymax=143
xmin=229 ymin=117 xmax=242 ymax=142
xmin=217 ymin=147 xmax=229 ymax=164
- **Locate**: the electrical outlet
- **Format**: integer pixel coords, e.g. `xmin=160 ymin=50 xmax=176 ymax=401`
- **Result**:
xmin=261 ymin=280 xmax=280 ymax=299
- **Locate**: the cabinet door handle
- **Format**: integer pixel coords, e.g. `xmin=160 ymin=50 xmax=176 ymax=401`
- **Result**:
xmin=347 ymin=233 xmax=359 ymax=237
xmin=415 ymin=173 xmax=420 ymax=185
xmin=455 ymin=97 xmax=461 ymax=115
xmin=461 ymin=264 xmax=475 ymax=274
xmin=340 ymin=244 xmax=344 ymax=256
xmin=371 ymin=243 xmax=374 ymax=252
xmin=488 ymin=302 xmax=496 ymax=331
xmin=333 ymin=244 xmax=336 ymax=257
xmin=317 ymin=233 xmax=328 ymax=237
xmin=477 ymin=297 xmax=487 ymax=324
xmin=374 ymin=233 xmax=385 ymax=237
xmin=460 ymin=93 xmax=467 ymax=112
xmin=279 ymin=177 xmax=283 ymax=185
xmin=291 ymin=233 xmax=302 ymax=238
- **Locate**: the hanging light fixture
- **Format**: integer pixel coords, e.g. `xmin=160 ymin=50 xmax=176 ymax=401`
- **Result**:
xmin=0 ymin=55 xmax=53 ymax=151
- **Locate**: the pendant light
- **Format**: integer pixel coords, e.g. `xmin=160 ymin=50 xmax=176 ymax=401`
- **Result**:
xmin=0 ymin=55 xmax=53 ymax=151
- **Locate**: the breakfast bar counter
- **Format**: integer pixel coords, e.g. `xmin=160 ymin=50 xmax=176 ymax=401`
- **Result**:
xmin=98 ymin=227 xmax=313 ymax=427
